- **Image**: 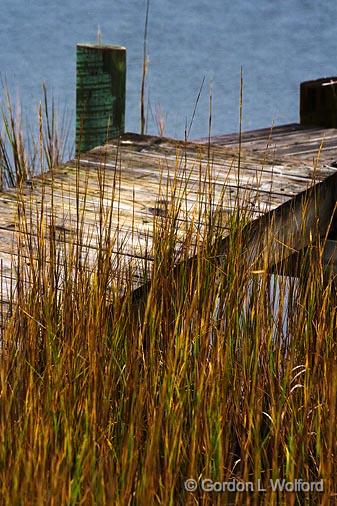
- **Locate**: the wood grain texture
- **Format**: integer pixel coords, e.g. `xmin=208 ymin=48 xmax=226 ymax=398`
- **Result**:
xmin=197 ymin=122 xmax=337 ymax=164
xmin=1 ymin=125 xmax=337 ymax=326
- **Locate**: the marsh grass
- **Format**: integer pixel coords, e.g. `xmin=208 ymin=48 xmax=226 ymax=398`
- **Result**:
xmin=0 ymin=90 xmax=337 ymax=506
xmin=0 ymin=82 xmax=71 ymax=189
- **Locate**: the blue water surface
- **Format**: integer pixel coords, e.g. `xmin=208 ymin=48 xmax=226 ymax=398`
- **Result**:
xmin=1 ymin=0 xmax=337 ymax=143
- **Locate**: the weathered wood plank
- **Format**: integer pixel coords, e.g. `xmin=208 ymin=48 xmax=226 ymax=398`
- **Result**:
xmin=1 ymin=123 xmax=337 ymax=326
xmin=199 ymin=123 xmax=337 ymax=164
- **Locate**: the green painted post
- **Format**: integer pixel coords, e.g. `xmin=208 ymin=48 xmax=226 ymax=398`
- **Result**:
xmin=76 ymin=43 xmax=126 ymax=153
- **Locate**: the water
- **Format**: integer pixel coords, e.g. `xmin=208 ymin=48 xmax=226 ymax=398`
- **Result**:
xmin=1 ymin=0 xmax=337 ymax=143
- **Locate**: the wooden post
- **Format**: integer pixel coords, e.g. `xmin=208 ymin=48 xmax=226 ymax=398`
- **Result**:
xmin=300 ymin=77 xmax=337 ymax=128
xmin=76 ymin=43 xmax=126 ymax=153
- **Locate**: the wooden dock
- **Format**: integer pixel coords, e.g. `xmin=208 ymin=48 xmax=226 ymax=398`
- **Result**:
xmin=197 ymin=122 xmax=337 ymax=163
xmin=1 ymin=122 xmax=337 ymax=329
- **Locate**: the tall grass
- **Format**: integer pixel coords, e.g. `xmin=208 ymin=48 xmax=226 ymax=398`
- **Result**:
xmin=0 ymin=82 xmax=71 ymax=189
xmin=140 ymin=0 xmax=150 ymax=135
xmin=0 ymin=88 xmax=337 ymax=506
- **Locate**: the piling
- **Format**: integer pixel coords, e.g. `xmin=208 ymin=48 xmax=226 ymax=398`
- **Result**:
xmin=76 ymin=43 xmax=126 ymax=153
xmin=300 ymin=77 xmax=337 ymax=128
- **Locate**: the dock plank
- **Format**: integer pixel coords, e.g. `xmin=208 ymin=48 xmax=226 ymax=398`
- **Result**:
xmin=198 ymin=123 xmax=337 ymax=164
xmin=1 ymin=126 xmax=337 ymax=329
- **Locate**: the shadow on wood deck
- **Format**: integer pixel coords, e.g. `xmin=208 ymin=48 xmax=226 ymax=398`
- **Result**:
xmin=1 ymin=123 xmax=337 ymax=330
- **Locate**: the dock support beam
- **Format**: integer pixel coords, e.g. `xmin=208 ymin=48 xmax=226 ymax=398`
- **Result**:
xmin=300 ymin=77 xmax=337 ymax=128
xmin=76 ymin=44 xmax=126 ymax=153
